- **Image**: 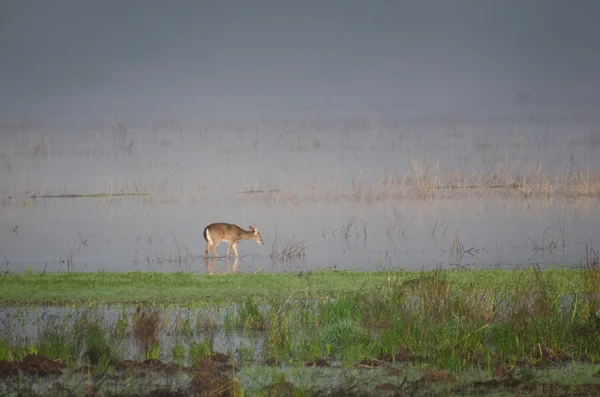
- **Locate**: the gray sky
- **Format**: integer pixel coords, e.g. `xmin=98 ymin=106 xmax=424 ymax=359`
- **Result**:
xmin=1 ymin=0 xmax=599 ymax=121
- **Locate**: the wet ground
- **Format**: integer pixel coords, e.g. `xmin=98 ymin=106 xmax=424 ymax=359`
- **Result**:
xmin=3 ymin=352 xmax=600 ymax=397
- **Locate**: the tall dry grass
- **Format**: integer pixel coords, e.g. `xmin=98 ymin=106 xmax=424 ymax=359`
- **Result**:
xmin=234 ymin=160 xmax=600 ymax=205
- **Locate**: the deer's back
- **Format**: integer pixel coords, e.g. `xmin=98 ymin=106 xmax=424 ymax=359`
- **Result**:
xmin=204 ymin=223 xmax=243 ymax=241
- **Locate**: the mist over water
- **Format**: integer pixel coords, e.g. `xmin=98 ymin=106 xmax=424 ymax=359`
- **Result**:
xmin=2 ymin=0 xmax=599 ymax=121
xmin=1 ymin=1 xmax=599 ymax=273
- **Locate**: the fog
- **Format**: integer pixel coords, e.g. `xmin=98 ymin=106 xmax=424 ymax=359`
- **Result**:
xmin=1 ymin=0 xmax=599 ymax=122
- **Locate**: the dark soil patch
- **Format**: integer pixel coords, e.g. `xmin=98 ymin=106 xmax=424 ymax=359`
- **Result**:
xmin=375 ymin=382 xmax=396 ymax=390
xmin=375 ymin=347 xmax=414 ymax=364
xmin=189 ymin=358 xmax=238 ymax=397
xmin=115 ymin=359 xmax=192 ymax=375
xmin=418 ymin=370 xmax=458 ymax=383
xmin=493 ymin=363 xmax=514 ymax=379
xmin=467 ymin=381 xmax=600 ymax=397
xmin=107 ymin=354 xmax=236 ymax=376
xmin=386 ymin=367 xmax=403 ymax=376
xmin=0 ymin=354 xmax=66 ymax=377
xmin=199 ymin=353 xmax=238 ymax=373
xmin=392 ymin=347 xmax=412 ymax=362
xmin=117 ymin=389 xmax=188 ymax=397
xmin=313 ymin=390 xmax=378 ymax=397
xmin=473 ymin=378 xmax=521 ymax=389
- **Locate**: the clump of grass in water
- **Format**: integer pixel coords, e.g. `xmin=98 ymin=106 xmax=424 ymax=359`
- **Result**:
xmin=237 ymin=298 xmax=266 ymax=330
xmin=2 ymin=268 xmax=600 ymax=372
xmin=269 ymin=227 xmax=307 ymax=264
xmin=189 ymin=338 xmax=214 ymax=366
xmin=81 ymin=322 xmax=112 ymax=366
xmin=169 ymin=343 xmax=186 ymax=366
xmin=133 ymin=306 xmax=161 ymax=360
xmin=35 ymin=318 xmax=81 ymax=365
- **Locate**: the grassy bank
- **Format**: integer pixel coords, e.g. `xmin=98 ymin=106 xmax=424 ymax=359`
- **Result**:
xmin=0 ymin=267 xmax=582 ymax=305
xmin=3 ymin=266 xmax=600 ymax=396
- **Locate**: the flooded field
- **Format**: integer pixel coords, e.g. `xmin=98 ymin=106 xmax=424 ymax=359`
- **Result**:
xmin=3 ymin=2 xmax=600 ymax=395
xmin=1 ymin=108 xmax=599 ymax=273
xmin=2 ymin=268 xmax=600 ymax=396
xmin=1 ymin=106 xmax=600 ymax=395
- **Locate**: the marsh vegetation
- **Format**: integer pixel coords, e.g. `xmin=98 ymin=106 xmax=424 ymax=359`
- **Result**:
xmin=2 ymin=260 xmax=600 ymax=396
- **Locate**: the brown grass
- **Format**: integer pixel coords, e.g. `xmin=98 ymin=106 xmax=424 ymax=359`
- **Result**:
xmin=232 ymin=161 xmax=600 ymax=205
xmin=1 ymin=113 xmax=598 ymax=206
xmin=133 ymin=308 xmax=160 ymax=358
xmin=190 ymin=358 xmax=241 ymax=397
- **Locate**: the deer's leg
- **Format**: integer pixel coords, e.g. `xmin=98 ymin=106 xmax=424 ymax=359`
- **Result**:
xmin=226 ymin=242 xmax=233 ymax=258
xmin=232 ymin=242 xmax=239 ymax=258
xmin=206 ymin=242 xmax=216 ymax=257
xmin=210 ymin=241 xmax=221 ymax=257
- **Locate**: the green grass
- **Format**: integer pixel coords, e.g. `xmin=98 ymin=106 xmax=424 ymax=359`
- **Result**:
xmin=1 ymin=267 xmax=594 ymax=368
xmin=0 ymin=268 xmax=582 ymax=306
xmin=3 ymin=266 xmax=600 ymax=396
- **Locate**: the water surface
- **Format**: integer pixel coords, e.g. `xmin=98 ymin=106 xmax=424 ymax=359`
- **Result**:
xmin=1 ymin=108 xmax=598 ymax=272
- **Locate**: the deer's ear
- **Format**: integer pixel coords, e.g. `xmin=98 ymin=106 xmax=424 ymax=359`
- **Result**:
xmin=249 ymin=225 xmax=255 ymax=231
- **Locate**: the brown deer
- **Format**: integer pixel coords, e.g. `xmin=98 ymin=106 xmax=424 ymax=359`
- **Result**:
xmin=203 ymin=223 xmax=264 ymax=258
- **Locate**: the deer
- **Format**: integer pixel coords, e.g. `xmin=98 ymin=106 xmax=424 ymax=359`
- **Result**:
xmin=203 ymin=223 xmax=264 ymax=258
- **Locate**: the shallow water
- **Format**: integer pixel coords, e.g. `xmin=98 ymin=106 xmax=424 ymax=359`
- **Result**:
xmin=1 ymin=108 xmax=599 ymax=272
xmin=0 ymin=195 xmax=598 ymax=273
xmin=0 ymin=306 xmax=261 ymax=365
